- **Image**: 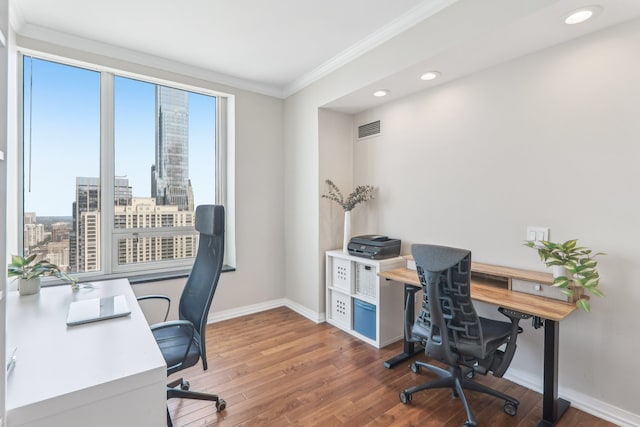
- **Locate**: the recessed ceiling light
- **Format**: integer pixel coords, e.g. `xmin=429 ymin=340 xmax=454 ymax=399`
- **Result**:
xmin=420 ymin=71 xmax=441 ymax=81
xmin=565 ymin=6 xmax=602 ymax=25
xmin=373 ymin=90 xmax=389 ymax=97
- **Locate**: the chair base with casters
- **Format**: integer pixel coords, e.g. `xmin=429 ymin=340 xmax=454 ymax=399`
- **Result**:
xmin=399 ymin=362 xmax=518 ymax=427
xmin=166 ymin=377 xmax=226 ymax=427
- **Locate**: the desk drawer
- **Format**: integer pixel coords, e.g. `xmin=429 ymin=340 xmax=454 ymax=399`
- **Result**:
xmin=512 ymin=279 xmax=570 ymax=302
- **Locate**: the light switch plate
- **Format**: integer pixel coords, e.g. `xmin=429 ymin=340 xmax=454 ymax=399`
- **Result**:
xmin=526 ymin=226 xmax=549 ymax=242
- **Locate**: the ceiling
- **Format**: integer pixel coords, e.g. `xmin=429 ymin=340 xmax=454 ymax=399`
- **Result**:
xmin=10 ymin=0 xmax=640 ymax=109
xmin=10 ymin=0 xmax=454 ymax=96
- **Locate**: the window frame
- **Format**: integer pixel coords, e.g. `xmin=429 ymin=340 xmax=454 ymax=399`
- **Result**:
xmin=18 ymin=50 xmax=234 ymax=282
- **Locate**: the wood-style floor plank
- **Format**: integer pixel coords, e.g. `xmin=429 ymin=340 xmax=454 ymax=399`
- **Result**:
xmin=169 ymin=307 xmax=614 ymax=427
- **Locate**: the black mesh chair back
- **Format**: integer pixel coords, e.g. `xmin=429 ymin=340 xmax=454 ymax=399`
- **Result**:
xmin=413 ymin=244 xmax=485 ymax=366
xmin=178 ymin=204 xmax=225 ymax=370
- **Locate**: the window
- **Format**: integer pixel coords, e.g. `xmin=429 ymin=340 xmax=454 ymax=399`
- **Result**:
xmin=21 ymin=55 xmax=228 ymax=279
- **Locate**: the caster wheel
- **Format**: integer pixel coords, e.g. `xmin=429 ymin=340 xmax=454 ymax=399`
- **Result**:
xmin=465 ymin=370 xmax=475 ymax=379
xmin=410 ymin=363 xmax=420 ymax=374
xmin=462 ymin=421 xmax=477 ymax=427
xmin=399 ymin=391 xmax=412 ymax=404
xmin=180 ymin=381 xmax=190 ymax=391
xmin=216 ymin=398 xmax=227 ymax=412
xmin=504 ymin=401 xmax=518 ymax=416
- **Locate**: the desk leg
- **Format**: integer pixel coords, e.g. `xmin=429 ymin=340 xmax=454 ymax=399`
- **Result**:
xmin=537 ymin=319 xmax=570 ymax=427
xmin=384 ymin=283 xmax=423 ymax=369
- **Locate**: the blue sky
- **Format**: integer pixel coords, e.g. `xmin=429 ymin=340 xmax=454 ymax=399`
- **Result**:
xmin=23 ymin=57 xmax=216 ymax=217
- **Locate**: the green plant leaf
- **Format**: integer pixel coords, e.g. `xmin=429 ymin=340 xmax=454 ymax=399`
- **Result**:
xmin=576 ymin=267 xmax=595 ymax=275
xmin=589 ymin=287 xmax=605 ymax=297
xmin=564 ymin=239 xmax=578 ymax=250
xmin=565 ymin=262 xmax=578 ymax=274
xmin=561 ymin=289 xmax=574 ymax=297
xmin=582 ymin=277 xmax=599 ymax=287
xmin=576 ymin=298 xmax=591 ymax=312
xmin=579 ymin=259 xmax=597 ymax=267
xmin=553 ymin=277 xmax=570 ymax=288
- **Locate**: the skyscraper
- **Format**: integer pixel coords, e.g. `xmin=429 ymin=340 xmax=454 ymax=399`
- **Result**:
xmin=71 ymin=177 xmax=132 ymax=272
xmin=115 ymin=197 xmax=195 ymax=266
xmin=152 ymin=86 xmax=193 ymax=211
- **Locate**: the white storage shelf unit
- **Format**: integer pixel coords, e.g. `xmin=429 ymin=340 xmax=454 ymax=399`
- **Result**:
xmin=325 ymin=250 xmax=405 ymax=348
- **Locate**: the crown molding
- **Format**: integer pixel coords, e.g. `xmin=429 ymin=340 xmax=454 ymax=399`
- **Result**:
xmin=9 ymin=0 xmax=25 ymax=32
xmin=16 ymin=23 xmax=285 ymax=98
xmin=12 ymin=0 xmax=460 ymax=99
xmin=282 ymin=0 xmax=459 ymax=97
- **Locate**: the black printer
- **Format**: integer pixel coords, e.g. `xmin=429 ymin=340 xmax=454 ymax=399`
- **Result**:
xmin=348 ymin=235 xmax=401 ymax=259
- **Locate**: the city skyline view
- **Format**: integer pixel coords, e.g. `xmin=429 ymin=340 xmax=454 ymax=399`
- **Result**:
xmin=23 ymin=57 xmax=216 ymax=217
xmin=22 ymin=56 xmax=217 ymax=272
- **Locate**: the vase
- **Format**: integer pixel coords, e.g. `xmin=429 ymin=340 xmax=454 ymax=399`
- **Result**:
xmin=551 ymin=265 xmax=569 ymax=278
xmin=342 ymin=210 xmax=351 ymax=253
xmin=18 ymin=277 xmax=41 ymax=296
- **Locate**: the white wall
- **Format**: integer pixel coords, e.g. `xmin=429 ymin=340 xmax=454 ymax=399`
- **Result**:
xmin=350 ymin=18 xmax=640 ymax=423
xmin=283 ymin=0 xmax=557 ymax=316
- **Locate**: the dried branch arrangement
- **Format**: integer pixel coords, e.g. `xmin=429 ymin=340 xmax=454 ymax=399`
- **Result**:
xmin=321 ymin=179 xmax=375 ymax=212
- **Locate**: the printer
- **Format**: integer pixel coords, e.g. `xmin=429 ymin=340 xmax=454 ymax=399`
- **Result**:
xmin=348 ymin=235 xmax=401 ymax=260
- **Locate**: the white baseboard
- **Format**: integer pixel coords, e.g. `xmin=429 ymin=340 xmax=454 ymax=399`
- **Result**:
xmin=505 ymin=368 xmax=640 ymax=427
xmin=282 ymin=298 xmax=325 ymax=323
xmin=206 ymin=301 xmax=638 ymax=426
xmin=207 ymin=298 xmax=325 ymax=324
xmin=207 ymin=298 xmax=287 ymax=323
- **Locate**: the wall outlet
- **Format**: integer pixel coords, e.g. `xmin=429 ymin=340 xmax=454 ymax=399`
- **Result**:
xmin=526 ymin=226 xmax=549 ymax=242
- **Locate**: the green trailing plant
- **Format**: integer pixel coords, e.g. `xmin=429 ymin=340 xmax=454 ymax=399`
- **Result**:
xmin=524 ymin=239 xmax=605 ymax=312
xmin=8 ymin=254 xmax=79 ymax=290
xmin=321 ymin=179 xmax=375 ymax=212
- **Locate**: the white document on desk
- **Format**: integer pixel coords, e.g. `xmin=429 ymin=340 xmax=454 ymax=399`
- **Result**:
xmin=66 ymin=295 xmax=131 ymax=326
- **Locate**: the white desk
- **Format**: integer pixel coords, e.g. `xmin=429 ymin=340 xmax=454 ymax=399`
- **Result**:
xmin=6 ymin=279 xmax=167 ymax=427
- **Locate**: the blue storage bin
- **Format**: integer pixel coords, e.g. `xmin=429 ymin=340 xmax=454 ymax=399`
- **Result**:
xmin=353 ymin=299 xmax=376 ymax=340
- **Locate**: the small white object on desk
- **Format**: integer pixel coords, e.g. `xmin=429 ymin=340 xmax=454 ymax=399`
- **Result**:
xmin=66 ymin=295 xmax=131 ymax=326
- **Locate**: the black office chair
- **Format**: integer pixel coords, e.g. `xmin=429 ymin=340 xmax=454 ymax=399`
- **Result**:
xmin=399 ymin=244 xmax=528 ymax=427
xmin=141 ymin=205 xmax=226 ymax=427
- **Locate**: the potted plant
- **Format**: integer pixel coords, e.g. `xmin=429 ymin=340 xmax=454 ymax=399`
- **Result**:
xmin=524 ymin=239 xmax=604 ymax=312
xmin=321 ymin=179 xmax=375 ymax=253
xmin=8 ymin=254 xmax=78 ymax=295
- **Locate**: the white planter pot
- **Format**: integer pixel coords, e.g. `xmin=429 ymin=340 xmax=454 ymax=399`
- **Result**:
xmin=551 ymin=265 xmax=569 ymax=279
xmin=18 ymin=277 xmax=41 ymax=296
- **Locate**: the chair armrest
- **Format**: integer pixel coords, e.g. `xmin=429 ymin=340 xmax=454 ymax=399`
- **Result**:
xmin=491 ymin=308 xmax=532 ymax=377
xmin=150 ymin=319 xmax=193 ymax=332
xmin=137 ymin=294 xmax=171 ymax=322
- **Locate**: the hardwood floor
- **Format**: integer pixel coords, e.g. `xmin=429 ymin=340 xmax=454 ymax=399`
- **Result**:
xmin=169 ymin=307 xmax=613 ymax=427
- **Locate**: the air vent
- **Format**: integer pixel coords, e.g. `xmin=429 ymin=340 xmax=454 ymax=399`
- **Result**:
xmin=357 ymin=120 xmax=381 ymax=140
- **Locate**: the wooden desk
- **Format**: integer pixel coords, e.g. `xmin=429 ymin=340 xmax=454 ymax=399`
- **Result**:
xmin=379 ymin=267 xmax=576 ymax=427
xmin=6 ymin=279 xmax=166 ymax=427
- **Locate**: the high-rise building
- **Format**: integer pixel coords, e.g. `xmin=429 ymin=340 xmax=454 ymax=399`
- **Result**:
xmin=71 ymin=177 xmax=132 ymax=272
xmin=151 ymin=86 xmax=193 ymax=211
xmin=24 ymin=212 xmax=37 ymax=225
xmin=24 ymin=223 xmax=45 ymax=248
xmin=51 ymin=222 xmax=71 ymax=242
xmin=44 ymin=240 xmax=70 ymax=271
xmin=115 ymin=197 xmax=195 ymax=266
